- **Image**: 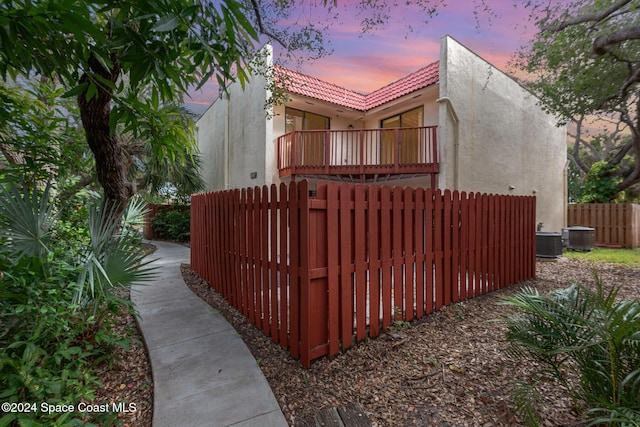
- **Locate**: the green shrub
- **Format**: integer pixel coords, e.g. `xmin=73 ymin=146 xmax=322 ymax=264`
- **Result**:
xmin=578 ymin=161 xmax=622 ymax=203
xmin=0 ymin=255 xmax=121 ymax=426
xmin=500 ymin=276 xmax=640 ymax=426
xmin=0 ymin=181 xmax=153 ymax=426
xmin=152 ymin=206 xmax=190 ymax=242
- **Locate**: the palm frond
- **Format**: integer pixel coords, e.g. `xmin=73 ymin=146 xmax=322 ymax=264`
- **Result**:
xmin=510 ymin=379 xmax=543 ymax=427
xmin=74 ymin=198 xmax=156 ymax=308
xmin=121 ymin=195 xmax=148 ymax=229
xmin=0 ymin=181 xmax=57 ymax=260
xmin=501 ymin=275 xmax=640 ymax=424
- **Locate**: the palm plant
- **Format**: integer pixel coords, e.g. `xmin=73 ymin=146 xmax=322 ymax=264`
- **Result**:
xmin=0 ymin=180 xmax=56 ymax=261
xmin=0 ymin=179 xmax=156 ymax=424
xmin=0 ymin=181 xmax=57 ymax=346
xmin=0 ymin=179 xmax=155 ymax=317
xmin=74 ymin=195 xmax=155 ymax=313
xmin=501 ymin=276 xmax=640 ymax=426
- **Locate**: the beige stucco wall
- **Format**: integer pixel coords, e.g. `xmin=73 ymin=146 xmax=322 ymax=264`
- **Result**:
xmin=196 ymin=46 xmax=275 ymax=191
xmin=438 ymin=36 xmax=567 ymax=232
xmin=197 ymin=39 xmax=567 ymax=232
xmin=196 ymin=96 xmax=227 ymax=191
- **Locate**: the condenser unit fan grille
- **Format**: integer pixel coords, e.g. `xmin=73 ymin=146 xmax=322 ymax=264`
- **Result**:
xmin=536 ymin=232 xmax=562 ymax=258
xmin=567 ymin=226 xmax=595 ymax=251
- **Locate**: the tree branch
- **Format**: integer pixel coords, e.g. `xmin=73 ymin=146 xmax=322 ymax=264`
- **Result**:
xmin=59 ymin=174 xmax=96 ymax=200
xmin=593 ymin=25 xmax=640 ymax=55
xmin=569 ymin=118 xmax=590 ymax=173
xmin=248 ymin=0 xmax=287 ymax=48
xmin=611 ymin=139 xmax=635 ymax=165
xmin=0 ymin=143 xmax=25 ymax=165
xmin=618 ymin=135 xmax=640 ymax=190
xmin=543 ymin=0 xmax=632 ymax=32
xmin=618 ymin=65 xmax=640 ymax=103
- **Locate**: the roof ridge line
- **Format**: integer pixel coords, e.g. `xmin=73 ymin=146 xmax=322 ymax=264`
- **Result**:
xmin=275 ymin=61 xmax=439 ymax=111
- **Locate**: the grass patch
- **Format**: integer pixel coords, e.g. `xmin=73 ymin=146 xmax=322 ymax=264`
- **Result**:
xmin=563 ymin=247 xmax=640 ymax=268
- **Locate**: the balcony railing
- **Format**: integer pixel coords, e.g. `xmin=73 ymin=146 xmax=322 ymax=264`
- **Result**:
xmin=277 ymin=126 xmax=438 ymax=182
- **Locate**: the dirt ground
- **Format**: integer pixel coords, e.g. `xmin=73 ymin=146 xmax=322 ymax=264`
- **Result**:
xmin=107 ymin=256 xmax=639 ymax=426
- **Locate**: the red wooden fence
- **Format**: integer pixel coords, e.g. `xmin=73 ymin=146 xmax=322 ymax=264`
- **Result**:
xmin=191 ymin=181 xmax=536 ymax=367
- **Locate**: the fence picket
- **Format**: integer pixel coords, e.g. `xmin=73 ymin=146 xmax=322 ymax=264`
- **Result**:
xmin=468 ymin=193 xmax=477 ymax=298
xmin=298 ymin=181 xmax=311 ymax=367
xmin=289 ymin=182 xmax=300 ymax=358
xmin=326 ymin=183 xmax=340 ymax=354
xmin=443 ymin=189 xmax=452 ymax=306
xmin=403 ymin=187 xmax=415 ymax=320
xmin=392 ymin=187 xmax=404 ymax=320
xmin=354 ymin=185 xmax=367 ymax=341
xmin=512 ymin=196 xmax=519 ymax=284
xmin=458 ymin=192 xmax=468 ymax=300
xmin=253 ymin=188 xmax=263 ymax=329
xmin=221 ymin=191 xmax=231 ymax=299
xmin=368 ymin=186 xmax=381 ymax=336
xmin=414 ymin=188 xmax=425 ymax=319
xmin=261 ymin=186 xmax=270 ymax=335
xmin=380 ymin=186 xmax=393 ymax=329
xmin=434 ymin=190 xmax=444 ymax=310
xmin=475 ymin=194 xmax=484 ymax=296
xmin=339 ymin=183 xmax=354 ymax=349
xmin=497 ymin=195 xmax=504 ymax=288
xmin=190 ymin=180 xmax=537 ymax=366
xmin=278 ymin=183 xmax=289 ymax=348
xmin=269 ymin=185 xmax=279 ymax=341
xmin=424 ymin=188 xmax=434 ymax=314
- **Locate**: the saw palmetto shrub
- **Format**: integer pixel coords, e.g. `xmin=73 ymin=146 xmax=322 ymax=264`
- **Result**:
xmin=501 ymin=277 xmax=640 ymax=426
xmin=0 ymin=181 xmax=154 ymax=426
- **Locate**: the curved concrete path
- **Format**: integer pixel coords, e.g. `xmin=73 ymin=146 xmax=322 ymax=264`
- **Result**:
xmin=132 ymin=241 xmax=288 ymax=427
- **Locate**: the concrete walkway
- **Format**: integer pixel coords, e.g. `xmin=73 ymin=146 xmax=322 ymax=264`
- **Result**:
xmin=131 ymin=240 xmax=288 ymax=427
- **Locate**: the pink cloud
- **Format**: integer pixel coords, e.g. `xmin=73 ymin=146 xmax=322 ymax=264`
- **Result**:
xmin=189 ymin=1 xmax=551 ymax=109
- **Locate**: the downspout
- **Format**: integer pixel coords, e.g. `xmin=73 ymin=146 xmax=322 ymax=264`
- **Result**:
xmin=436 ymin=97 xmax=459 ymax=190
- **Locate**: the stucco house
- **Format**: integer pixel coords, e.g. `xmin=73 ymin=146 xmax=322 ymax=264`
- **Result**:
xmin=196 ymin=35 xmax=567 ymax=232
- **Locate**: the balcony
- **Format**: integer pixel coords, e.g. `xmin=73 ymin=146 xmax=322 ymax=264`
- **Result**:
xmin=277 ymin=126 xmax=438 ymax=184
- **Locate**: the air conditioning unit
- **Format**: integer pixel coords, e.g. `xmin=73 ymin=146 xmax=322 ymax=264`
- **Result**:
xmin=565 ymin=226 xmax=595 ymax=251
xmin=536 ymin=232 xmax=563 ymax=258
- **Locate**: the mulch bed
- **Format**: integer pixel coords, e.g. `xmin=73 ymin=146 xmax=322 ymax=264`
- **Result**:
xmin=92 ymin=295 xmax=153 ymax=427
xmin=107 ymin=256 xmax=639 ymax=426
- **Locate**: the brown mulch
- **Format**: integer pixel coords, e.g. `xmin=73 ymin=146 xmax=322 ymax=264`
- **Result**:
xmin=91 ymin=295 xmax=153 ymax=427
xmin=104 ymin=256 xmax=639 ymax=427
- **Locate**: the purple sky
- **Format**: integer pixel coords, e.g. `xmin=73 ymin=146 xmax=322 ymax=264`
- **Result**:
xmin=184 ymin=1 xmax=542 ymax=113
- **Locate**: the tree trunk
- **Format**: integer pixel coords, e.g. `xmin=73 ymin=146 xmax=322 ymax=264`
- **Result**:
xmin=77 ymin=53 xmax=134 ymax=217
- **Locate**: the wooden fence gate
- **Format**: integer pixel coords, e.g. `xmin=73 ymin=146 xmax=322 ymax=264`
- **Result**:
xmin=190 ymin=180 xmax=536 ymax=367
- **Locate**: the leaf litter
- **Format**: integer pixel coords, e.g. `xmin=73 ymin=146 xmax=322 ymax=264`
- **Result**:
xmin=105 ymin=256 xmax=639 ymax=426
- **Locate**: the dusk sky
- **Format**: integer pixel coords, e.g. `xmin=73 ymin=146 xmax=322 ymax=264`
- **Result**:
xmin=184 ymin=1 xmax=552 ymax=114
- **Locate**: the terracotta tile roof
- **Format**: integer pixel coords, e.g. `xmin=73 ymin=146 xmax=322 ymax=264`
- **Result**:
xmin=365 ymin=61 xmax=439 ymax=109
xmin=275 ymin=61 xmax=439 ymax=111
xmin=275 ymin=66 xmax=366 ymax=110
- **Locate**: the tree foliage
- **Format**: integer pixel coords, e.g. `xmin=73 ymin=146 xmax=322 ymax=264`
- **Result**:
xmin=0 ymin=79 xmax=90 ymax=189
xmin=517 ymin=0 xmax=640 ymax=199
xmin=1 ymin=0 xmax=363 ymax=210
xmin=567 ymin=116 xmax=639 ymax=202
xmin=1 ymin=0 xmax=258 ymax=213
